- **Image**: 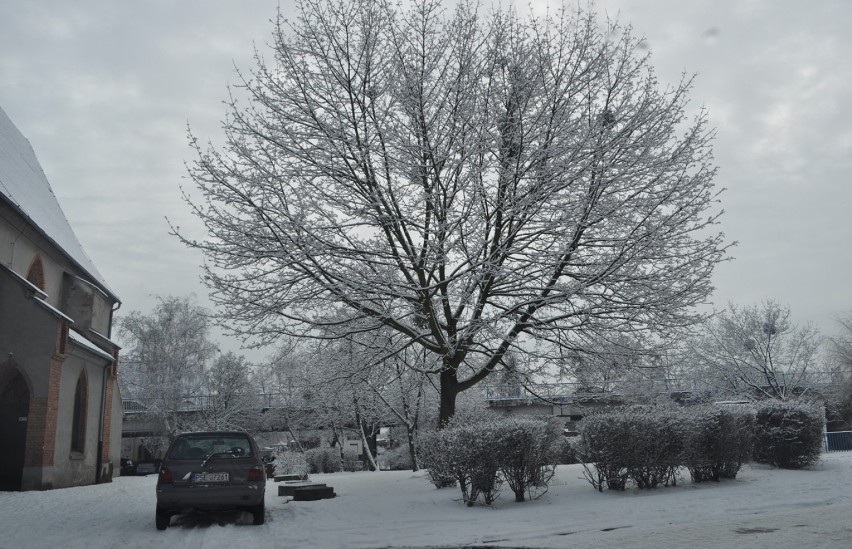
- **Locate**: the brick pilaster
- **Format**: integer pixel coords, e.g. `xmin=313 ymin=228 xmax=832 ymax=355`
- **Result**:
xmin=25 ymin=353 xmax=63 ymax=467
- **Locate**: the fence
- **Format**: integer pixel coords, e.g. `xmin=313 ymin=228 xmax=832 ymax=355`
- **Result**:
xmin=825 ymin=431 xmax=852 ymax=453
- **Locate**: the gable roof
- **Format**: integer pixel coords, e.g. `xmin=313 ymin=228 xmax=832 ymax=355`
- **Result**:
xmin=0 ymin=106 xmax=119 ymax=302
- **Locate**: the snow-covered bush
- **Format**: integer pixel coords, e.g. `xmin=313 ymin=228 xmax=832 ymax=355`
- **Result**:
xmin=682 ymin=406 xmax=754 ymax=482
xmin=625 ymin=408 xmax=684 ymax=489
xmin=418 ymin=425 xmax=490 ymax=503
xmin=554 ymin=436 xmax=581 ymax=465
xmin=457 ymin=421 xmax=503 ymax=506
xmin=419 ymin=417 xmax=559 ymax=506
xmin=416 ymin=429 xmax=458 ymax=488
xmin=577 ymin=407 xmax=685 ymax=490
xmin=273 ymin=450 xmax=309 ymax=479
xmin=495 ymin=418 xmax=560 ymax=502
xmin=753 ymin=401 xmax=823 ymax=469
xmin=576 ymin=412 xmax=629 ymax=491
xmin=304 ymin=447 xmax=342 ymax=474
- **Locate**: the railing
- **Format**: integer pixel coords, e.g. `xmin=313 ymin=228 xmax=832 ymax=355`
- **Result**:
xmin=484 ymin=378 xmax=705 ymax=402
xmin=825 ymin=431 xmax=852 ymax=453
xmin=484 ymin=373 xmax=839 ymax=403
xmin=122 ymin=392 xmax=309 ymax=414
xmin=123 ymin=372 xmax=840 ymax=413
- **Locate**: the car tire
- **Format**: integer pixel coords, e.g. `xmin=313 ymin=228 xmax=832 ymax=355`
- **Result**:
xmin=251 ymin=498 xmax=265 ymax=525
xmin=155 ymin=506 xmax=170 ymax=530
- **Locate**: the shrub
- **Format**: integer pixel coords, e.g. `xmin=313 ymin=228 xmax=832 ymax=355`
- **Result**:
xmin=341 ymin=449 xmax=364 ymax=471
xmin=753 ymin=401 xmax=823 ymax=469
xmin=304 ymin=447 xmax=342 ymax=474
xmin=273 ymin=450 xmax=309 ymax=479
xmin=416 ymin=429 xmax=457 ymax=488
xmin=682 ymin=406 xmax=754 ymax=482
xmin=377 ymin=446 xmax=415 ymax=471
xmin=554 ymin=436 xmax=581 ymax=465
xmin=624 ymin=408 xmax=684 ymax=489
xmin=496 ymin=418 xmax=560 ymax=502
xmin=577 ymin=406 xmax=688 ymax=490
xmin=418 ymin=417 xmax=559 ymax=506
xmin=576 ymin=412 xmax=630 ymax=491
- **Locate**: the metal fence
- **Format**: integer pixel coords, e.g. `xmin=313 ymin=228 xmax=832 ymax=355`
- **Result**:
xmin=825 ymin=431 xmax=852 ymax=453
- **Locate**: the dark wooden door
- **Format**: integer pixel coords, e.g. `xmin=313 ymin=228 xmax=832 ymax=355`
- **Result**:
xmin=0 ymin=373 xmax=29 ymax=491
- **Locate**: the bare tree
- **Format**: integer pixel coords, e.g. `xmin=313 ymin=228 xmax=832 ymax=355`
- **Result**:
xmin=179 ymin=0 xmax=728 ymax=425
xmin=342 ymin=328 xmax=433 ymax=470
xmin=117 ymin=296 xmax=218 ymax=448
xmin=255 ymin=346 xmax=315 ymax=451
xmin=826 ymin=313 xmax=852 ymax=427
xmin=195 ymin=351 xmax=263 ymax=431
xmin=690 ymin=301 xmax=822 ymax=401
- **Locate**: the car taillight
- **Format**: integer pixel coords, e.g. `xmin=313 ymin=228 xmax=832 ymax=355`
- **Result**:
xmin=247 ymin=466 xmax=265 ymax=482
xmin=158 ymin=467 xmax=173 ymax=484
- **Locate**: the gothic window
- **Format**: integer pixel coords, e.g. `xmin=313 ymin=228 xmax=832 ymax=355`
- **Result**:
xmin=71 ymin=372 xmax=87 ymax=453
xmin=25 ymin=255 xmax=45 ymax=291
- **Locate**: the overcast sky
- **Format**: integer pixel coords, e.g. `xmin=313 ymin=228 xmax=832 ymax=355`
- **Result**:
xmin=1 ymin=0 xmax=850 ymax=361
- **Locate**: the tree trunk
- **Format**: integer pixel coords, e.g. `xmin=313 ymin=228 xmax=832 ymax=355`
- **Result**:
xmin=406 ymin=427 xmax=419 ymax=472
xmin=438 ymin=367 xmax=459 ymax=428
xmin=359 ymin=421 xmax=379 ymax=471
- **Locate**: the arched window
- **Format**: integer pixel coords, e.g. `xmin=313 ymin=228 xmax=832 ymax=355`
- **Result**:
xmin=25 ymin=255 xmax=45 ymax=291
xmin=71 ymin=372 xmax=87 ymax=453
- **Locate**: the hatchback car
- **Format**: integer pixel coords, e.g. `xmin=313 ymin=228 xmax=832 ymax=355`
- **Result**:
xmin=155 ymin=431 xmax=266 ymax=529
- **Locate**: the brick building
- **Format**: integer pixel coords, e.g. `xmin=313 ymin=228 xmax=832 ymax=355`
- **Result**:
xmin=0 ymin=106 xmax=122 ymax=490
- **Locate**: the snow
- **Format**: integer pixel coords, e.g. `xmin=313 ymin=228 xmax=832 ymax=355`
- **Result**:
xmin=2 ymin=454 xmax=851 ymax=548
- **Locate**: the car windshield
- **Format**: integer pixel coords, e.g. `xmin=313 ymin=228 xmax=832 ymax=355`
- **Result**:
xmin=168 ymin=434 xmax=253 ymax=460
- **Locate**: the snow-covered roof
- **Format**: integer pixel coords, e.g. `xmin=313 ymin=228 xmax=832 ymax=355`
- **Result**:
xmin=0 ymin=106 xmax=119 ymax=302
xmin=69 ymin=329 xmax=115 ymax=362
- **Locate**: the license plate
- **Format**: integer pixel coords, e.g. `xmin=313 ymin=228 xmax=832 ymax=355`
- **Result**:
xmin=192 ymin=472 xmax=229 ymax=483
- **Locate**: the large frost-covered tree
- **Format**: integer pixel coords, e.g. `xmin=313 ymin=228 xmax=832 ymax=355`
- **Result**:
xmin=180 ymin=0 xmax=728 ymax=425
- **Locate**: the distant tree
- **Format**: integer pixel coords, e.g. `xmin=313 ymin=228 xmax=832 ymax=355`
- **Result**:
xmin=344 ymin=329 xmax=433 ymax=471
xmin=563 ymin=333 xmax=663 ymax=392
xmin=179 ymin=0 xmax=728 ymax=426
xmin=826 ymin=313 xmax=852 ymax=427
xmin=195 ymin=351 xmax=262 ymax=431
xmin=689 ymin=301 xmax=822 ymax=401
xmin=254 ymin=345 xmax=315 ymax=451
xmin=117 ymin=296 xmax=218 ymax=451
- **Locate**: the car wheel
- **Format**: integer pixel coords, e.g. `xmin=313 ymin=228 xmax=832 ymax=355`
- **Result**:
xmin=155 ymin=506 xmax=170 ymax=530
xmin=251 ymin=498 xmax=265 ymax=525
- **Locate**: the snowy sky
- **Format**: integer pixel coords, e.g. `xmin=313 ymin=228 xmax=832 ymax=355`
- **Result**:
xmin=1 ymin=0 xmax=850 ymax=360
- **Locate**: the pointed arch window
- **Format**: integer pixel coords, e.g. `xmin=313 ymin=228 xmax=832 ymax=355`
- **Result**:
xmin=26 ymin=255 xmax=45 ymax=291
xmin=71 ymin=372 xmax=88 ymax=453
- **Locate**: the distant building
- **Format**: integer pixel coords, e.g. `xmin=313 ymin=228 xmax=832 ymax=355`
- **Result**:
xmin=0 ymin=106 xmax=122 ymax=490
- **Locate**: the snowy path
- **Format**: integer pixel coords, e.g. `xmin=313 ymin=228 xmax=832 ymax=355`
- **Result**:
xmin=1 ymin=453 xmax=850 ymax=548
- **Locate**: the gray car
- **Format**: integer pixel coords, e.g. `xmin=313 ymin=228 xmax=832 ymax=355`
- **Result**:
xmin=155 ymin=431 xmax=266 ymax=529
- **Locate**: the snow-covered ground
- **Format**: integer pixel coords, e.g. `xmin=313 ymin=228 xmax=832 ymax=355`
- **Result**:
xmin=2 ymin=453 xmax=851 ymax=549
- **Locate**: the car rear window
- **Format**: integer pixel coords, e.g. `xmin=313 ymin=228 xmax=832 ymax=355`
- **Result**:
xmin=168 ymin=433 xmax=254 ymax=460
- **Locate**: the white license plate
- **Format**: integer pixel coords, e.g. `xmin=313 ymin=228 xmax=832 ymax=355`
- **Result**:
xmin=193 ymin=472 xmax=229 ymax=483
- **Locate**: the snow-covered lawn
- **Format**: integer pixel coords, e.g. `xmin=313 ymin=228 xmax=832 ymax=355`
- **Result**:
xmin=2 ymin=453 xmax=851 ymax=548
